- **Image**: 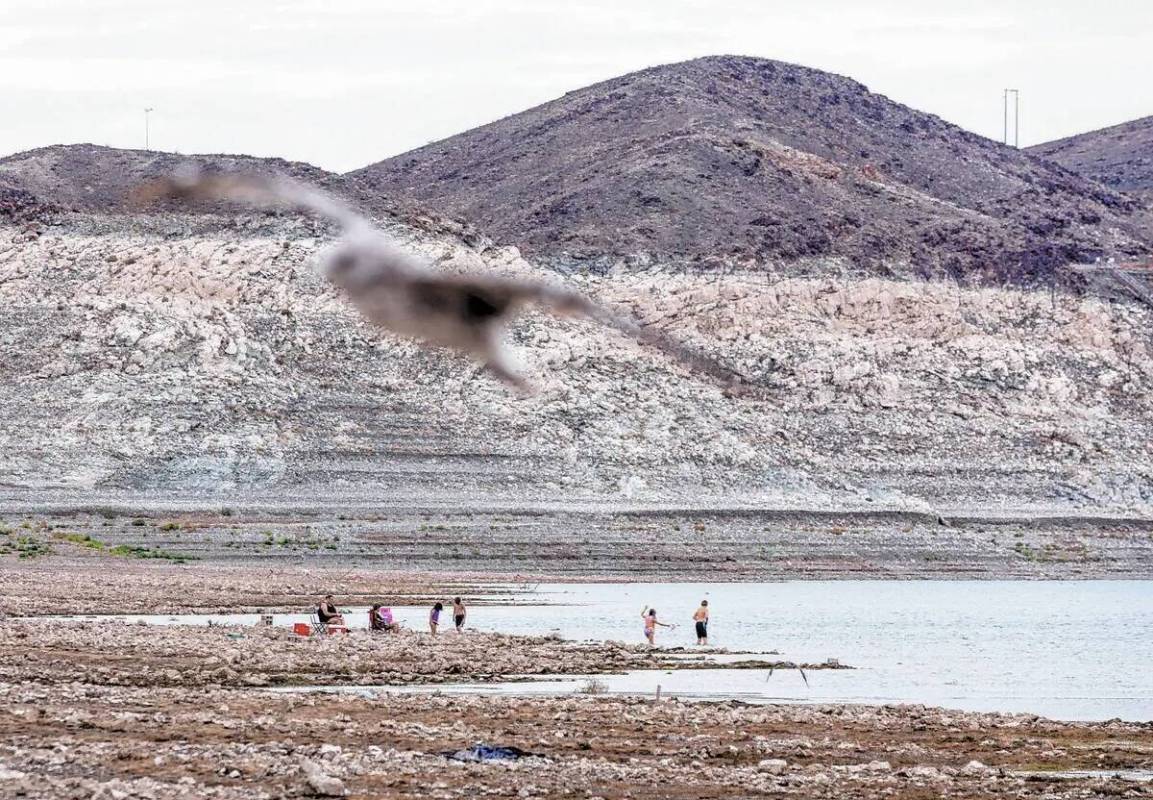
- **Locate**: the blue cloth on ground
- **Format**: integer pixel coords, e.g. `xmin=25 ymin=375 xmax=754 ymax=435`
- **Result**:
xmin=442 ymin=744 xmax=533 ymax=763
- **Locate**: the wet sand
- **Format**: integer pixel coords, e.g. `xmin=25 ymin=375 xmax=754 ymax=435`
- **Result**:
xmin=0 ymin=555 xmax=498 ymax=616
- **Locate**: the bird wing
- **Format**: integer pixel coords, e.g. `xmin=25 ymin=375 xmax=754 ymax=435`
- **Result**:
xmin=446 ymin=273 xmax=747 ymax=388
xmin=132 ymin=167 xmax=371 ymax=234
xmin=138 ymin=169 xmax=747 ymax=390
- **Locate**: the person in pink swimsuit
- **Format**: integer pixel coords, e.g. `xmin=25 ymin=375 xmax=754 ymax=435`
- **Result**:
xmin=641 ymin=606 xmax=673 ymax=646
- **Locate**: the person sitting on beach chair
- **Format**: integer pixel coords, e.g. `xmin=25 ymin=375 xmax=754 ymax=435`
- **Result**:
xmin=317 ymin=595 xmax=345 ymax=627
xmin=369 ymin=604 xmax=400 ymax=633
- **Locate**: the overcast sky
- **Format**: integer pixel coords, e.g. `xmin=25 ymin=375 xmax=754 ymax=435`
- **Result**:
xmin=3 ymin=0 xmax=1150 ymax=172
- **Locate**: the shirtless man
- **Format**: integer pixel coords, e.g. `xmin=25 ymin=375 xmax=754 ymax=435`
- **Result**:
xmin=693 ymin=599 xmax=710 ymax=645
xmin=452 ymin=597 xmax=467 ymax=633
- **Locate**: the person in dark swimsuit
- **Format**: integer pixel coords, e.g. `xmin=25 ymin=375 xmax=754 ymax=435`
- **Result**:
xmin=452 ymin=597 xmax=466 ymax=633
xmin=317 ymin=595 xmax=345 ymax=627
xmin=693 ymin=599 xmax=709 ymax=645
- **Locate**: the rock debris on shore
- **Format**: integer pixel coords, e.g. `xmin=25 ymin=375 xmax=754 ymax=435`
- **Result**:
xmin=1 ymin=682 xmax=1150 ymax=799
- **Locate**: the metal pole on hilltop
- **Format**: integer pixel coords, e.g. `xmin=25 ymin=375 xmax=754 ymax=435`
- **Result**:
xmin=144 ymin=108 xmax=154 ymax=151
xmin=1003 ymin=90 xmax=1008 ymax=145
xmin=1002 ymin=90 xmax=1019 ymax=148
xmin=1014 ymin=90 xmax=1020 ymax=148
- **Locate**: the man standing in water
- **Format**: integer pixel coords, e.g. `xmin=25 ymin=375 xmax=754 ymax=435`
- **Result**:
xmin=693 ymin=599 xmax=709 ymax=645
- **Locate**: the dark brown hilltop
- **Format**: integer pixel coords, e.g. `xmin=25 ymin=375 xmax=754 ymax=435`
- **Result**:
xmin=0 ymin=144 xmax=341 ymax=214
xmin=1030 ymin=115 xmax=1153 ymax=202
xmin=0 ymin=143 xmax=485 ymax=243
xmin=350 ymin=55 xmax=1153 ymax=280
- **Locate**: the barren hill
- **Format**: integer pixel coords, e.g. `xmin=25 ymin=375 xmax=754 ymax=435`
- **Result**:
xmin=0 ymin=144 xmax=483 ymax=243
xmin=1030 ymin=115 xmax=1153 ymax=202
xmin=0 ymin=144 xmax=342 ymax=215
xmin=351 ymin=55 xmax=1152 ymax=281
xmin=2 ymin=88 xmax=1153 ymax=520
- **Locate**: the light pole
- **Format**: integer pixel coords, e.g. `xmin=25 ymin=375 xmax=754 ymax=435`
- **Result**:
xmin=144 ymin=107 xmax=154 ymax=151
xmin=1002 ymin=89 xmax=1019 ymax=147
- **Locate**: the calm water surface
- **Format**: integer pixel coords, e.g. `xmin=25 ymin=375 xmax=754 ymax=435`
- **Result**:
xmin=61 ymin=581 xmax=1153 ymax=721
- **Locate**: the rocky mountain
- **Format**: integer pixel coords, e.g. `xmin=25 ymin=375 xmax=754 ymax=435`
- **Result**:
xmin=3 ymin=76 xmax=1153 ymax=517
xmin=1030 ymin=115 xmax=1153 ymax=202
xmin=0 ymin=180 xmax=58 ymax=223
xmin=350 ymin=55 xmax=1152 ymax=282
xmin=2 ymin=202 xmax=1152 ymax=515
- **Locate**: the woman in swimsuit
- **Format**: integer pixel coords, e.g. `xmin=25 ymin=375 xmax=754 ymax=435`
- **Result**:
xmin=641 ymin=606 xmax=672 ymax=646
xmin=429 ymin=602 xmax=443 ymax=635
xmin=452 ymin=597 xmax=467 ymax=633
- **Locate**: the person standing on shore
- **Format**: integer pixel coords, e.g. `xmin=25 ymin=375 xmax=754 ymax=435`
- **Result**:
xmin=429 ymin=602 xmax=443 ymax=635
xmin=641 ymin=607 xmax=673 ymax=646
xmin=452 ymin=597 xmax=467 ymax=633
xmin=693 ymin=599 xmax=709 ymax=645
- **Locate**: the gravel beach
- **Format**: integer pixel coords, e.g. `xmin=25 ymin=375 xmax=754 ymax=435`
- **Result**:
xmin=2 ymin=682 xmax=1150 ymax=799
xmin=2 ymin=550 xmax=1151 ymax=798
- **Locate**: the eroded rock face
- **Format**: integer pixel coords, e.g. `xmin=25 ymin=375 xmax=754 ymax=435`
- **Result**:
xmin=2 ymin=210 xmax=1153 ymax=514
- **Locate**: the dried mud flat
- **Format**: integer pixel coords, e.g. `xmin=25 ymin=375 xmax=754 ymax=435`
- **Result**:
xmin=2 ymin=682 xmax=1151 ymax=799
xmin=0 ymin=622 xmax=820 ymax=690
xmin=0 ymin=554 xmax=497 ymax=617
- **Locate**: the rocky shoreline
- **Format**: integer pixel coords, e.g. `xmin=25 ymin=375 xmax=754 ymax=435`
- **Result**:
xmin=0 ymin=621 xmax=836 ymax=689
xmin=2 ymin=552 xmax=1151 ymax=798
xmin=5 ymin=508 xmax=1153 ymax=586
xmin=1 ymin=682 xmax=1149 ymax=799
xmin=5 ymin=216 xmax=1153 ymax=518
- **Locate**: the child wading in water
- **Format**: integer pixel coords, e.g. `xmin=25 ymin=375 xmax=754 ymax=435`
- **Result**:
xmin=641 ymin=606 xmax=673 ymax=646
xmin=693 ymin=599 xmax=709 ymax=645
xmin=429 ymin=602 xmax=443 ymax=635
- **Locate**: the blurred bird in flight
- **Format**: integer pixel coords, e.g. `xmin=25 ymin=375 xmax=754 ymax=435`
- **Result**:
xmin=136 ymin=168 xmax=741 ymax=392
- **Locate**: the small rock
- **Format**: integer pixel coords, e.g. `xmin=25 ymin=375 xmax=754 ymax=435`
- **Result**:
xmin=757 ymin=758 xmax=788 ymax=774
xmin=303 ymin=760 xmax=345 ymax=796
xmin=961 ymin=759 xmax=992 ymax=775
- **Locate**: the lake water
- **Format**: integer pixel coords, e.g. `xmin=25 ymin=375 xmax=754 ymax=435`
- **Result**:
xmin=57 ymin=581 xmax=1153 ymax=722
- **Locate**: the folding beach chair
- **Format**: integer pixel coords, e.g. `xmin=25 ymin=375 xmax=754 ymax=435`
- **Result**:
xmin=310 ymin=613 xmax=348 ymax=635
xmin=309 ymin=613 xmax=330 ymax=636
